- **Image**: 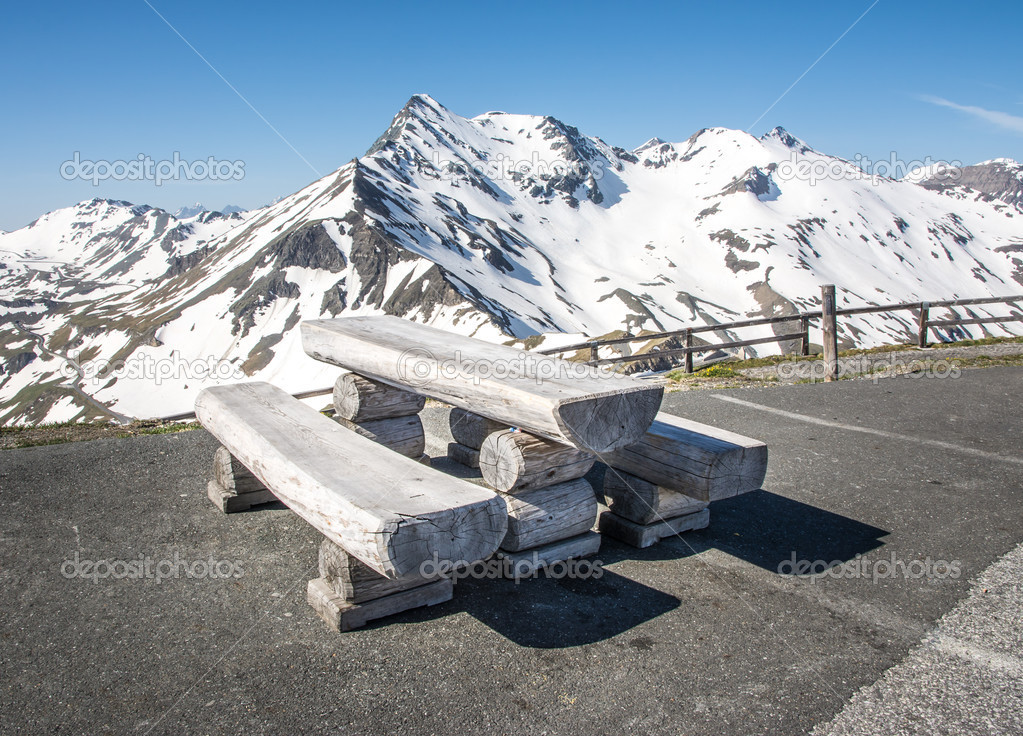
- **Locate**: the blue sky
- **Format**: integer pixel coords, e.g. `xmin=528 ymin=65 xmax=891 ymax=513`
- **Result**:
xmin=1 ymin=0 xmax=1021 ymax=231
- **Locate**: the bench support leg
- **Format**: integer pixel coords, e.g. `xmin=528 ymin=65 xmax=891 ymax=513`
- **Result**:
xmin=597 ymin=508 xmax=710 ymax=549
xmin=207 ymin=480 xmax=278 ymax=513
xmin=207 ymin=446 xmax=278 ymax=513
xmin=307 ymin=577 xmax=453 ymax=632
xmin=447 ymin=442 xmax=481 ymax=469
xmin=495 ymin=531 xmax=601 ymax=579
xmin=308 ymin=538 xmax=452 ymax=632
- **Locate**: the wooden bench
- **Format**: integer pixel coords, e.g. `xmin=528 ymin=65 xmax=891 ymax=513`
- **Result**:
xmin=194 ymin=382 xmax=508 ymax=580
xmin=301 ymin=316 xmax=663 ymax=453
xmin=598 ymin=412 xmax=767 ymax=547
xmin=604 ymin=412 xmax=768 ymax=502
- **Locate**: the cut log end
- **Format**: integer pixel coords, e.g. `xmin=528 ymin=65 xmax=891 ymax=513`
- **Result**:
xmin=479 ymin=429 xmax=595 ymax=494
xmin=554 ymin=385 xmax=664 ymax=454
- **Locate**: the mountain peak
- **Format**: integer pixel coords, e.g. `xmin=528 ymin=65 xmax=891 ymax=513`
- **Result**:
xmin=974 ymin=158 xmax=1021 ymax=170
xmin=405 ymin=93 xmax=446 ymax=110
xmin=366 ymin=94 xmax=455 ymax=155
xmin=635 ymin=137 xmax=667 ymax=153
xmin=175 ymin=202 xmax=208 ymax=218
xmin=919 ymin=157 xmax=1023 ymax=207
xmin=760 ymin=126 xmax=811 ymax=153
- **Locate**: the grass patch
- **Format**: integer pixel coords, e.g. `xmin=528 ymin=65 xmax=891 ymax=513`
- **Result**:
xmin=930 ymin=335 xmax=1023 ymax=349
xmin=2 ymin=419 xmax=201 ymax=450
xmin=663 ymin=333 xmax=1023 ymax=387
xmin=694 ymin=365 xmax=740 ymax=378
xmin=949 ymin=354 xmax=1023 ymax=369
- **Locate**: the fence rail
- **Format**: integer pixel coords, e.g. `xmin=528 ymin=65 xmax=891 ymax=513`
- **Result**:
xmin=153 ymin=289 xmax=1022 ymax=421
xmin=160 ymin=386 xmax=334 ymax=422
xmin=538 ymin=288 xmax=1023 ymax=379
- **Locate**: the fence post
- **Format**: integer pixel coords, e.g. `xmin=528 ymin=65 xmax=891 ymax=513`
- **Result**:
xmin=917 ymin=302 xmax=930 ymax=348
xmin=800 ymin=315 xmax=810 ymax=356
xmin=588 ymin=341 xmax=599 ymax=363
xmin=821 ymin=284 xmax=839 ymax=381
xmin=684 ymin=329 xmax=694 ymax=374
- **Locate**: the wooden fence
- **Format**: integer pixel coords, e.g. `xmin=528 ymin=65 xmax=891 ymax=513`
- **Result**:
xmin=156 ymin=287 xmax=1022 ymax=421
xmin=537 ymin=286 xmax=1023 ymax=381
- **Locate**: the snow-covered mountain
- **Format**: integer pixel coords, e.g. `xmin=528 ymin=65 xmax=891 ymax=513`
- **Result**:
xmin=175 ymin=202 xmax=247 ymax=218
xmin=917 ymin=158 xmax=1023 ymax=210
xmin=2 ymin=94 xmax=1022 ymax=424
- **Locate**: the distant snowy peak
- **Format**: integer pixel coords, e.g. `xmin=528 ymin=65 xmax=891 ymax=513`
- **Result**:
xmin=918 ymin=158 xmax=1023 ymax=209
xmin=0 ymin=197 xmax=252 ymax=291
xmin=977 ymin=158 xmax=1021 ymax=168
xmin=175 ymin=202 xmax=246 ymax=218
xmin=902 ymin=162 xmax=956 ymax=184
xmin=175 ymin=202 xmax=207 ymax=218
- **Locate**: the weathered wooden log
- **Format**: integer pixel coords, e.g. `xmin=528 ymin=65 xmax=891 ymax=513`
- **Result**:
xmin=597 ymin=508 xmax=710 ymax=549
xmin=307 ymin=577 xmax=453 ymax=633
xmin=602 ymin=469 xmax=708 ymax=525
xmin=449 ymin=408 xmax=509 ymax=450
xmin=318 ymin=538 xmax=437 ymax=603
xmin=480 ymin=430 xmax=595 ymax=493
xmin=603 ymin=412 xmax=768 ymax=502
xmin=206 ymin=480 xmax=278 ymax=513
xmin=301 ymin=316 xmax=663 ymax=453
xmin=195 ymin=382 xmax=507 ymax=579
xmin=500 ymin=478 xmax=598 ymax=552
xmin=333 ymin=415 xmax=426 ymax=459
xmin=213 ymin=446 xmax=267 ymax=494
xmin=447 ymin=442 xmax=481 ymax=469
xmin=496 ymin=531 xmax=602 ymax=578
xmin=333 ymin=373 xmax=425 ymax=422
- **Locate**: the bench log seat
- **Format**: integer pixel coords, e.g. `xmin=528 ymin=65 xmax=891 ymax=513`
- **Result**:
xmin=300 ymin=316 xmax=663 ymax=454
xmin=603 ymin=412 xmax=768 ymax=502
xmin=195 ymin=382 xmax=507 ymax=579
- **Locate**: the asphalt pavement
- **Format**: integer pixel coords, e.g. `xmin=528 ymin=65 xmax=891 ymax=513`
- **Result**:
xmin=1 ymin=367 xmax=1021 ymax=735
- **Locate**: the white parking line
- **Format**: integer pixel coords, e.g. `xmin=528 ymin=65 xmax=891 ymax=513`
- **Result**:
xmin=711 ymin=394 xmax=1023 ymax=466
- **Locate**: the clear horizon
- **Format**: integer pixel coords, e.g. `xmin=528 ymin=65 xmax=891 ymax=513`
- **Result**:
xmin=2 ymin=0 xmax=1021 ymax=231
